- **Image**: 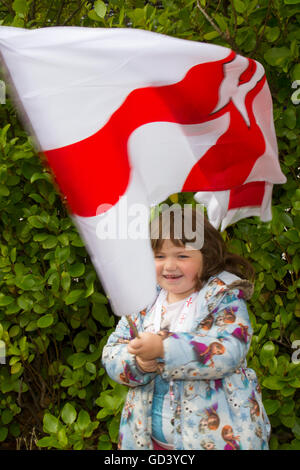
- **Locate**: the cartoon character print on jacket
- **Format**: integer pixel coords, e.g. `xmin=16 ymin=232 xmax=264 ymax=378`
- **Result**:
xmin=222 ymin=425 xmax=241 ymax=450
xmin=245 ymin=390 xmax=260 ymax=422
xmin=119 ymin=361 xmax=142 ymax=385
xmin=205 ymin=278 xmax=227 ymax=312
xmin=200 ymin=438 xmax=217 ymax=450
xmin=198 ymin=312 xmax=215 ymax=331
xmin=190 ymin=340 xmax=226 ymax=368
xmin=133 ymin=419 xmax=149 ymax=449
xmin=198 ymin=403 xmax=220 ymax=433
xmin=225 ymin=380 xmax=250 ymax=415
xmin=122 ymin=390 xmax=136 ymax=424
xmin=183 ymin=379 xmax=223 ymax=404
xmin=228 ymin=368 xmax=249 ymax=392
xmin=231 ymin=323 xmax=250 ymax=343
xmin=215 ymin=306 xmax=237 ymax=332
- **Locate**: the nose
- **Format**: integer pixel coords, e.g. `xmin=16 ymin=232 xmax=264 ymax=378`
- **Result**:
xmin=164 ymin=257 xmax=177 ymax=271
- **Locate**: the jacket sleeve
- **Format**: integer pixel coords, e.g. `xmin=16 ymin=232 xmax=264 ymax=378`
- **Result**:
xmin=160 ymin=288 xmax=253 ymax=381
xmin=101 ymin=314 xmax=157 ymax=387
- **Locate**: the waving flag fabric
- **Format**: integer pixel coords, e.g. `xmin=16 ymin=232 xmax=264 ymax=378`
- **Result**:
xmin=0 ymin=27 xmax=286 ymax=316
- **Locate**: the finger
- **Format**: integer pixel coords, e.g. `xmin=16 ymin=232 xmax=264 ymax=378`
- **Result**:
xmin=128 ymin=342 xmax=143 ymax=354
xmin=129 ymin=338 xmax=145 ymax=349
xmin=128 ymin=344 xmax=139 ymax=354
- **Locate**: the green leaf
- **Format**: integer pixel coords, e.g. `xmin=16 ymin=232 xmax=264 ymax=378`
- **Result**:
xmin=12 ymin=0 xmax=29 ymax=15
xmin=233 ymin=0 xmax=246 ymax=13
xmin=1 ymin=409 xmax=13 ymax=425
xmin=9 ymin=422 xmax=20 ymax=438
xmin=264 ymin=47 xmax=292 ymax=66
xmin=265 ymin=26 xmax=280 ymax=43
xmin=0 ymin=294 xmax=14 ymax=307
xmin=263 ymin=399 xmax=280 ymax=415
xmin=285 ymin=229 xmax=300 ymax=242
xmin=260 ymin=341 xmax=275 ymax=366
xmin=91 ymin=292 xmax=108 ymax=304
xmin=9 ymin=325 xmax=20 ymax=338
xmin=5 ymin=302 xmax=21 ymax=315
xmin=262 ymin=376 xmax=286 ymax=390
xmin=55 ymin=246 xmax=70 ymax=265
xmin=283 ymin=108 xmax=297 ymax=129
xmin=291 ymin=63 xmax=300 ymax=81
xmin=42 ymin=235 xmax=58 ymax=249
xmin=73 ymin=441 xmax=84 ymax=450
xmin=94 ymin=0 xmax=107 ymax=18
xmin=25 ymin=320 xmax=38 ymax=332
xmin=74 ymin=331 xmax=89 ymax=352
xmin=257 ymin=323 xmax=268 ymax=342
xmin=11 ymin=362 xmax=22 ymax=374
xmin=61 ymin=271 xmax=71 ymax=291
xmin=77 ymin=410 xmax=91 ymax=431
xmin=86 ymin=362 xmax=96 ymax=375
xmin=58 ymin=233 xmax=69 ymax=246
xmin=37 ymin=436 xmax=57 ymax=448
xmin=57 ymin=428 xmax=68 ymax=448
xmin=92 ymin=303 xmax=114 ymax=327
xmin=288 ymin=377 xmax=300 ymax=388
xmin=203 ymin=30 xmax=220 ymax=40
xmin=18 ymin=274 xmax=36 ymax=291
xmin=27 ymin=215 xmax=44 ymax=229
xmin=17 ymin=295 xmax=32 ymax=310
xmin=69 ymin=263 xmax=85 ymax=277
xmin=48 ymin=272 xmax=60 ymax=291
xmin=64 ymin=289 xmax=85 ymax=305
xmin=108 ymin=415 xmax=120 ymax=443
xmin=30 ymin=172 xmax=50 ymax=183
xmin=43 ymin=413 xmax=59 ymax=434
xmin=280 ymin=401 xmax=295 ymax=415
xmin=61 ymin=403 xmax=77 ymax=425
xmin=0 ymin=184 xmax=9 ymax=196
xmin=280 ymin=415 xmax=296 ymax=428
xmin=274 ymin=294 xmax=283 ymax=306
xmin=67 ymin=352 xmax=87 ymax=369
xmin=0 ymin=427 xmax=8 ymax=442
xmin=264 ymin=274 xmax=276 ymax=291
xmin=60 ymin=378 xmax=76 ymax=387
xmin=87 ymin=10 xmax=102 ymax=21
xmin=37 ymin=314 xmax=54 ymax=329
xmin=292 ymin=418 xmax=300 ymax=439
xmin=10 ymin=247 xmax=17 ymax=263
xmin=212 ymin=13 xmax=227 ymax=32
xmin=97 ymin=441 xmax=113 ymax=450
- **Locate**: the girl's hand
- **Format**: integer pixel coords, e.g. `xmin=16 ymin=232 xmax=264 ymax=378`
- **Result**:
xmin=127 ymin=332 xmax=164 ymax=360
xmin=135 ymin=356 xmax=158 ymax=373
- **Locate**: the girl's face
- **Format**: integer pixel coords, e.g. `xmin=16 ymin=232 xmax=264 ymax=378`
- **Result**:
xmin=154 ymin=239 xmax=203 ymax=303
xmin=223 ymin=427 xmax=233 ymax=440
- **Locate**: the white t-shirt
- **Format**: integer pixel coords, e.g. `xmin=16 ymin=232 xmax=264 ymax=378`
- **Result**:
xmin=144 ymin=289 xmax=199 ymax=334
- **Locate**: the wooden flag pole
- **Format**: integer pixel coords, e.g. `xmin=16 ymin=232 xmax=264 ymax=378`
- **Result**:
xmin=126 ymin=315 xmax=140 ymax=338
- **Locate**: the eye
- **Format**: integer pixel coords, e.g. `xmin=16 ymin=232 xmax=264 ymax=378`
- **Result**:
xmin=178 ymin=255 xmax=189 ymax=259
xmin=155 ymin=255 xmax=164 ymax=259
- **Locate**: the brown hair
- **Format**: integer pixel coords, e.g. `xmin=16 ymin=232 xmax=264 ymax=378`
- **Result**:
xmin=150 ymin=206 xmax=254 ymax=290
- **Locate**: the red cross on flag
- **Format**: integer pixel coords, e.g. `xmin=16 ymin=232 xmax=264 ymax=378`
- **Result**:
xmin=0 ymin=26 xmax=286 ymax=316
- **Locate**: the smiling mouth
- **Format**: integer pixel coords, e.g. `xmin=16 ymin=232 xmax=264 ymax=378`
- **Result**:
xmin=163 ymin=275 xmax=183 ymax=279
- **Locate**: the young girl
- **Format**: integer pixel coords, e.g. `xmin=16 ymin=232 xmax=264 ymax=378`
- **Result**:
xmin=101 ymin=206 xmax=271 ymax=450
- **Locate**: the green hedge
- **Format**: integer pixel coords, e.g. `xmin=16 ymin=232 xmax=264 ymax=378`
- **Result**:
xmin=0 ymin=0 xmax=299 ymax=450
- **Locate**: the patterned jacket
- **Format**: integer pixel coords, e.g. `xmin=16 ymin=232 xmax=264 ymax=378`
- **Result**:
xmin=101 ymin=271 xmax=271 ymax=450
